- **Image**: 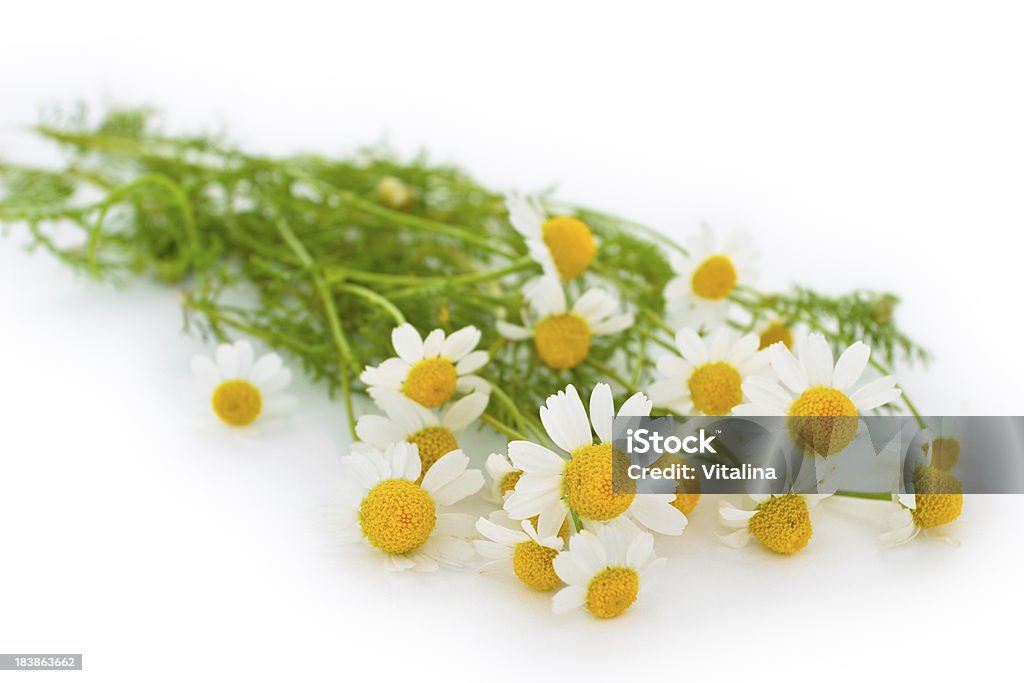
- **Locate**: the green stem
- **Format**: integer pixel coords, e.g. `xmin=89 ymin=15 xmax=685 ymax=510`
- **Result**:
xmin=834 ymin=490 xmax=893 ymax=501
xmin=586 ymin=357 xmax=640 ymax=395
xmin=481 ymin=413 xmax=529 ymax=441
xmin=335 ymin=282 xmax=406 ymax=325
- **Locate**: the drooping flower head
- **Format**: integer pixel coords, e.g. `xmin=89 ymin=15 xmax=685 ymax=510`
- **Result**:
xmin=502 ymin=384 xmax=687 ymax=538
xmin=474 ymin=511 xmax=567 ymax=592
xmin=718 ymin=494 xmax=829 ymax=554
xmin=335 ymin=442 xmax=482 ymax=571
xmin=190 ymin=340 xmax=296 ymax=429
xmin=551 ymin=518 xmax=665 ymax=619
xmin=497 ymin=276 xmax=632 ymax=371
xmin=360 ymin=323 xmax=489 ymax=409
xmin=506 ymin=193 xmax=597 ymax=281
xmin=880 ymin=455 xmax=963 ymax=547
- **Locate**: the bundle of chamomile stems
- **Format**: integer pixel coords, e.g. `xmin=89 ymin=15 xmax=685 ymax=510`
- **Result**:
xmin=1 ymin=107 xmax=961 ymax=619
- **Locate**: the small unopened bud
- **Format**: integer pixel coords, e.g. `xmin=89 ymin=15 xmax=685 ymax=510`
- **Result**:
xmin=376 ymin=176 xmax=414 ymax=210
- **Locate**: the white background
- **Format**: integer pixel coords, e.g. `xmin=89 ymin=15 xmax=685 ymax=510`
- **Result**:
xmin=2 ymin=1 xmax=1023 ymax=681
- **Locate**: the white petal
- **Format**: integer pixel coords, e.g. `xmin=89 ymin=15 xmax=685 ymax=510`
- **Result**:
xmin=801 ymin=333 xmax=834 ymax=387
xmin=573 ymin=289 xmax=617 ymax=321
xmin=496 ymin=321 xmax=534 ymax=340
xmin=541 ymin=385 xmax=593 ymax=453
xmin=433 ymin=470 xmax=484 ymax=506
xmin=456 ymin=351 xmax=489 ymax=374
xmin=675 ymin=328 xmax=708 ymax=367
xmin=421 ymin=329 xmax=445 ymax=358
xmin=769 ymin=342 xmax=808 ymax=394
xmin=625 ymin=531 xmax=654 ymax=569
xmin=234 ymin=341 xmax=255 ymax=377
xmin=719 ymin=528 xmax=752 ymax=548
xmin=261 ymin=367 xmax=292 ymax=394
xmin=391 ymin=324 xmax=424 ymax=364
xmin=850 ymin=376 xmax=901 ymax=411
xmin=832 ymin=342 xmax=870 ymax=391
xmin=551 ymin=585 xmax=587 ymax=614
xmin=442 ymin=392 xmax=488 ymax=432
xmin=617 ymin=392 xmax=653 ymax=418
xmin=628 ymin=495 xmax=687 ymax=535
xmin=421 ymin=449 xmax=468 ymax=494
xmin=473 ymin=540 xmax=514 ymax=561
xmin=530 ymin=275 xmax=567 ymax=318
xmin=215 ymin=344 xmax=240 ymax=378
xmin=590 ymin=313 xmax=633 ymax=336
xmin=552 ymin=553 xmax=592 ymax=586
xmin=589 ymin=383 xmax=615 ymax=444
xmin=249 ymin=353 xmax=284 ymax=386
xmin=441 ymin=326 xmax=481 ymax=360
xmin=355 ymin=415 xmax=406 ymax=446
xmin=475 ymin=517 xmax=526 ymax=546
xmin=508 ymin=441 xmax=566 ymax=475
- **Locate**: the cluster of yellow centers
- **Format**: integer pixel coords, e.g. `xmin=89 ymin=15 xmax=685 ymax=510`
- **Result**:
xmin=359 ymin=479 xmax=437 ymax=554
xmin=563 ymin=444 xmax=636 ymax=521
xmin=688 ymin=362 xmax=743 ymax=415
xmin=748 ymin=494 xmax=812 ymax=554
xmin=402 ymin=357 xmax=457 ymax=408
xmin=541 ymin=216 xmax=597 ymax=281
xmin=787 ymin=387 xmax=858 ymax=456
xmin=759 ymin=321 xmax=794 ymax=350
xmin=533 ymin=314 xmax=592 ymax=370
xmin=211 ymin=380 xmax=263 ymax=426
xmin=910 ymin=465 xmax=963 ymax=529
xmin=407 ymin=426 xmax=458 ymax=480
xmin=586 ymin=567 xmax=640 ymax=618
xmin=690 ymin=254 xmax=738 ymax=301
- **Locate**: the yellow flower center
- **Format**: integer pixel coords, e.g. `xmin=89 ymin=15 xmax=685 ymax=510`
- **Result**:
xmin=541 ymin=216 xmax=597 ymax=280
xmin=586 ymin=567 xmax=640 ymax=619
xmin=563 ymin=444 xmax=636 ymax=521
xmin=512 ymin=541 xmax=562 ymax=591
xmin=533 ymin=314 xmax=592 ymax=370
xmin=688 ymin=362 xmax=743 ymax=415
xmin=787 ymin=387 xmax=858 ymax=456
xmin=759 ymin=321 xmax=794 ymax=350
xmin=911 ymin=466 xmax=963 ymax=528
xmin=925 ymin=437 xmax=961 ymax=471
xmin=653 ymin=454 xmax=701 ymax=515
xmin=748 ymin=494 xmax=812 ymax=554
xmin=358 ymin=479 xmax=437 ymax=554
xmin=211 ymin=379 xmax=262 ymax=426
xmin=690 ymin=254 xmax=737 ymax=300
xmin=407 ymin=426 xmax=459 ymax=480
xmin=499 ymin=470 xmax=523 ymax=495
xmin=402 ymin=357 xmax=458 ymax=408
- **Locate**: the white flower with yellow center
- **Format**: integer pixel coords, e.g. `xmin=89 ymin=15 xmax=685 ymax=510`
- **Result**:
xmin=190 ymin=340 xmax=296 ymax=429
xmin=336 ymin=441 xmax=482 ymax=571
xmin=360 ymin=323 xmax=489 ymax=408
xmin=718 ymin=493 xmax=829 ymax=554
xmin=496 ymin=276 xmax=633 ymax=371
xmin=503 ymin=383 xmax=687 ymax=538
xmin=356 ymin=390 xmax=488 ymax=479
xmin=647 ymin=327 xmax=768 ymax=416
xmin=758 ymin=320 xmax=797 ymax=351
xmin=880 ymin=455 xmax=963 ymax=547
xmin=484 ymin=452 xmax=522 ymax=503
xmin=735 ymin=333 xmax=901 ymax=456
xmin=506 ymin=193 xmax=597 ymax=281
xmin=474 ymin=511 xmax=566 ymax=591
xmin=664 ymin=226 xmax=757 ymax=328
xmin=551 ymin=518 xmax=665 ymax=619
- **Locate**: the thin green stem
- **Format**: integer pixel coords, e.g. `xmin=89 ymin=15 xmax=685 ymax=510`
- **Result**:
xmin=834 ymin=490 xmax=892 ymax=501
xmin=335 ymin=282 xmax=406 ymax=325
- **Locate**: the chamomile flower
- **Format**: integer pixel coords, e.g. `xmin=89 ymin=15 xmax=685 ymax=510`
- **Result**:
xmin=356 ymin=390 xmax=489 ymax=478
xmin=647 ymin=327 xmax=768 ymax=416
xmin=474 ymin=511 xmax=567 ymax=591
xmin=736 ymin=333 xmax=901 ymax=456
xmin=506 ymin=193 xmax=597 ymax=281
xmin=496 ymin=275 xmax=633 ymax=371
xmin=360 ymin=323 xmax=489 ymax=408
xmin=336 ymin=442 xmax=482 ymax=571
xmin=484 ymin=452 xmax=522 ymax=503
xmin=503 ymin=383 xmax=687 ymax=538
xmin=879 ymin=461 xmax=963 ymax=547
xmin=551 ymin=518 xmax=665 ymax=619
xmin=190 ymin=340 xmax=296 ymax=429
xmin=663 ymin=225 xmax=757 ymax=329
xmin=758 ymin=320 xmax=796 ymax=350
xmin=718 ymin=494 xmax=829 ymax=555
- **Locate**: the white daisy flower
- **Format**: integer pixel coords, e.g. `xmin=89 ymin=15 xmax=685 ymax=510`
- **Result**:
xmin=356 ymin=389 xmax=489 ymax=478
xmin=484 ymin=452 xmax=521 ymax=503
xmin=736 ymin=333 xmax=902 ymax=456
xmin=496 ymin=275 xmax=633 ymax=371
xmin=663 ymin=225 xmax=757 ymax=329
xmin=503 ymin=383 xmax=687 ymax=538
xmin=758 ymin=320 xmax=797 ymax=351
xmin=506 ymin=193 xmax=597 ymax=281
xmin=335 ymin=441 xmax=482 ymax=571
xmin=551 ymin=518 xmax=665 ymax=619
xmin=360 ymin=323 xmax=489 ymax=408
xmin=647 ymin=326 xmax=768 ymax=416
xmin=474 ymin=511 xmax=566 ymax=591
xmin=718 ymin=493 xmax=829 ymax=555
xmin=190 ymin=340 xmax=296 ymax=429
xmin=879 ymin=458 xmax=963 ymax=547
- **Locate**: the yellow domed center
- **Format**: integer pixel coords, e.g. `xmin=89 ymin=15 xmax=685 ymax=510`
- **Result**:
xmin=688 ymin=362 xmax=743 ymax=415
xmin=402 ymin=357 xmax=458 ymax=408
xmin=759 ymin=321 xmax=794 ymax=350
xmin=407 ymin=426 xmax=458 ymax=479
xmin=359 ymin=479 xmax=437 ymax=554
xmin=586 ymin=567 xmax=640 ymax=619
xmin=563 ymin=444 xmax=636 ymax=521
xmin=211 ymin=380 xmax=262 ymax=426
xmin=749 ymin=494 xmax=812 ymax=554
xmin=541 ymin=216 xmax=597 ymax=281
xmin=533 ymin=314 xmax=592 ymax=370
xmin=512 ymin=541 xmax=562 ymax=591
xmin=690 ymin=254 xmax=737 ymax=300
xmin=787 ymin=387 xmax=858 ymax=456
xmin=926 ymin=437 xmax=961 ymax=471
xmin=499 ymin=470 xmax=523 ymax=495
xmin=911 ymin=466 xmax=963 ymax=528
